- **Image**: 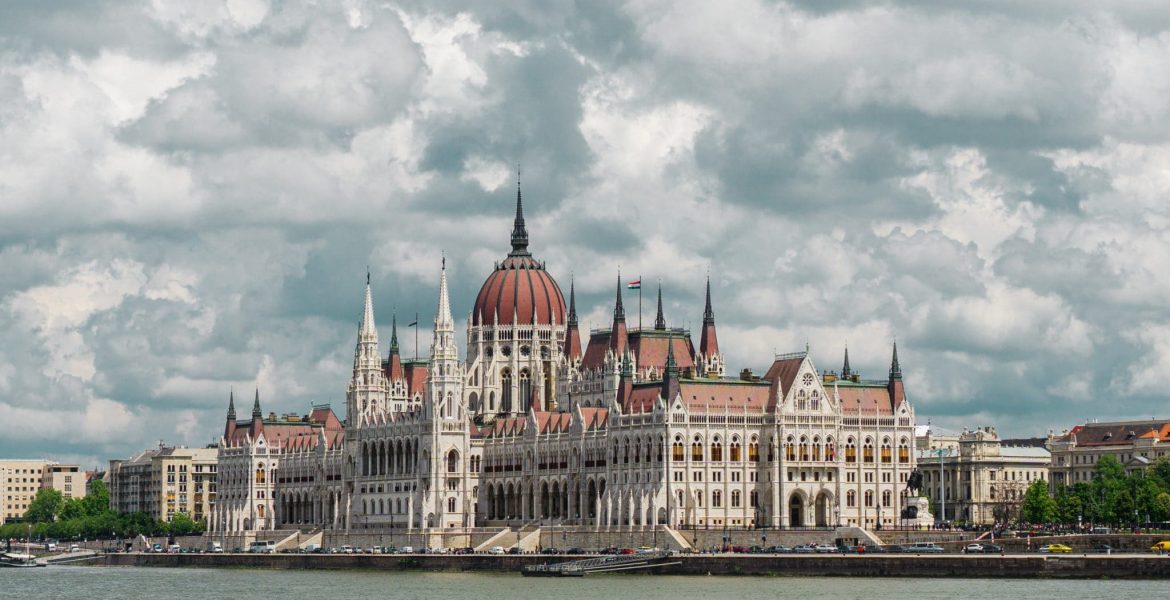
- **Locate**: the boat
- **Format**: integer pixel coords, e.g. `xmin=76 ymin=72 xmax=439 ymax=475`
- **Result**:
xmin=0 ymin=552 xmax=47 ymax=568
xmin=521 ymin=550 xmax=679 ymax=577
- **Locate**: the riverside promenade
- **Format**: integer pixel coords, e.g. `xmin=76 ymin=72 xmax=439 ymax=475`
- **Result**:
xmin=85 ymin=552 xmax=1170 ymax=578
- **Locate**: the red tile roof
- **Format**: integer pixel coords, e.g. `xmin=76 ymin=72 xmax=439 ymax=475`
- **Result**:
xmin=763 ymin=356 xmax=804 ymax=409
xmin=1058 ymin=421 xmax=1170 ymax=446
xmin=473 ymin=257 xmax=566 ymax=326
xmin=678 ymin=381 xmax=771 ymax=413
xmin=833 ymin=384 xmax=896 ymax=415
xmin=630 ymin=332 xmax=695 ymax=373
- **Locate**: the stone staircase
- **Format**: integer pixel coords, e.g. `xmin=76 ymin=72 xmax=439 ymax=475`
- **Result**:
xmin=661 ymin=526 xmax=694 ymax=551
xmin=473 ymin=527 xmax=514 ymax=551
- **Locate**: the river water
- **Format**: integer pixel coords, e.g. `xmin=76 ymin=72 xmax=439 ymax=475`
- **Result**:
xmin=1 ymin=566 xmax=1165 ymax=599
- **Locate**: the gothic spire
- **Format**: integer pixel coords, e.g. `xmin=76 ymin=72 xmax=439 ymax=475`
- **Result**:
xmin=614 ymin=272 xmax=625 ymax=321
xmin=252 ymin=389 xmax=262 ymax=420
xmin=435 ymin=258 xmax=453 ymax=332
xmin=359 ymin=276 xmax=377 ymax=340
xmin=889 ymin=340 xmax=902 ymax=380
xmin=389 ymin=313 xmax=399 ymax=355
xmin=509 ymin=167 xmax=529 ymax=256
xmin=703 ymin=274 xmax=715 ymax=324
xmin=568 ymin=276 xmax=578 ymax=326
xmin=665 ymin=332 xmax=678 ymax=375
xmin=226 ymin=389 xmax=236 ymax=421
xmin=842 ymin=345 xmax=852 ymax=378
xmin=654 ymin=282 xmax=666 ymax=330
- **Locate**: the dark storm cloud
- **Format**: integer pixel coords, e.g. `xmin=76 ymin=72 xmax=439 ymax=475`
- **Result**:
xmin=2 ymin=0 xmax=1170 ymax=465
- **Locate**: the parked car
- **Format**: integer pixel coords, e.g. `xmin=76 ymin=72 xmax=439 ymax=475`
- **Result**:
xmin=813 ymin=544 xmax=837 ymax=554
xmin=508 ymin=547 xmax=524 ymax=555
xmin=857 ymin=544 xmax=886 ymax=554
xmin=767 ymin=545 xmax=792 ymax=554
xmin=340 ymin=545 xmax=355 ymax=554
xmin=1150 ymin=541 xmax=1170 ymax=553
xmin=488 ymin=546 xmax=505 ymax=555
xmin=1092 ymin=544 xmax=1115 ymax=554
xmin=981 ymin=544 xmax=1003 ymax=554
xmin=1040 ymin=544 xmax=1072 ymax=554
xmin=70 ymin=544 xmax=81 ymax=553
xmin=908 ymin=542 xmax=944 ymax=554
xmin=964 ymin=544 xmax=984 ymax=553
xmin=400 ymin=546 xmax=414 ymax=554
xmin=792 ymin=544 xmax=815 ymax=554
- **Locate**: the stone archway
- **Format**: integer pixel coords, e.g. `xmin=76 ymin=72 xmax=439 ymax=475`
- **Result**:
xmin=815 ymin=491 xmax=831 ymax=527
xmin=788 ymin=493 xmax=804 ymax=527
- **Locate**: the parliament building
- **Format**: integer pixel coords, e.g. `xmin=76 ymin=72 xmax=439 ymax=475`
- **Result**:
xmin=209 ymin=186 xmax=918 ymax=537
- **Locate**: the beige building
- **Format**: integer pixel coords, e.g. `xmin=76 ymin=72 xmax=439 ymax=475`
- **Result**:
xmin=916 ymin=427 xmax=1049 ymax=525
xmin=0 ymin=460 xmax=87 ymax=524
xmin=108 ymin=444 xmax=217 ymax=523
xmin=1048 ymin=419 xmax=1170 ymax=487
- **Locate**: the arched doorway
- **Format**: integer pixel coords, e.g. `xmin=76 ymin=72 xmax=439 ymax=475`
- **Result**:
xmin=815 ymin=492 xmax=831 ymax=527
xmin=788 ymin=494 xmax=803 ymax=527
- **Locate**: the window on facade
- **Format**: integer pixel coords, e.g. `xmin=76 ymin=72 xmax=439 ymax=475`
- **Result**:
xmin=731 ymin=490 xmax=741 ymax=508
xmin=750 ymin=490 xmax=758 ymax=508
xmin=863 ymin=443 xmax=874 ymax=463
xmin=880 ymin=444 xmax=892 ymax=464
xmin=672 ymin=443 xmax=684 ymax=462
xmin=799 ymin=439 xmax=809 ymax=461
xmin=691 ymin=442 xmax=703 ymax=462
xmin=749 ymin=443 xmax=759 ymax=462
xmin=255 ymin=467 xmax=265 ymax=484
xmin=864 ymin=490 xmax=873 ymax=507
xmin=847 ymin=490 xmax=856 ymax=507
xmin=785 ymin=439 xmax=796 ymax=461
xmin=730 ymin=442 xmax=741 ymax=462
xmin=712 ymin=490 xmax=722 ymax=508
xmin=898 ymin=444 xmax=910 ymax=464
xmin=711 ymin=442 xmax=723 ymax=462
xmin=845 ymin=443 xmax=857 ymax=463
xmin=882 ymin=490 xmax=891 ymax=507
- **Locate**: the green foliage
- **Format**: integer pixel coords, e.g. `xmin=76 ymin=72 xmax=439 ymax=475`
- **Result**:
xmin=168 ymin=512 xmax=204 ymax=536
xmin=1153 ymin=493 xmax=1170 ymax=522
xmin=1020 ymin=479 xmax=1056 ymax=523
xmin=82 ymin=480 xmax=111 ymax=516
xmin=23 ymin=488 xmax=64 ymax=523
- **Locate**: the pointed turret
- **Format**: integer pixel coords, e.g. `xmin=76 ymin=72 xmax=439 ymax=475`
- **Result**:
xmin=359 ymin=279 xmax=377 ymax=342
xmin=662 ymin=333 xmax=680 ymax=403
xmin=698 ymin=275 xmax=721 ymax=375
xmin=564 ymin=277 xmax=582 ymax=361
xmin=654 ymin=282 xmax=666 ymax=330
xmin=348 ymin=274 xmax=386 ymax=426
xmin=888 ymin=340 xmax=905 ymax=406
xmin=385 ymin=313 xmax=404 ymax=383
xmin=435 ymin=258 xmax=454 ymax=332
xmin=610 ymin=272 xmax=628 ymax=356
xmin=616 ymin=349 xmax=634 ymax=411
xmin=509 ymin=171 xmax=529 ymax=256
xmin=252 ymin=389 xmax=262 ymax=420
xmin=842 ymin=345 xmax=852 ymax=379
xmin=429 ymin=258 xmax=462 ymax=420
xmin=224 ymin=390 xmax=237 ymax=439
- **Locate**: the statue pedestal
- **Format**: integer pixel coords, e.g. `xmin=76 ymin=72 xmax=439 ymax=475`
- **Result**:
xmin=901 ymin=495 xmax=934 ymax=527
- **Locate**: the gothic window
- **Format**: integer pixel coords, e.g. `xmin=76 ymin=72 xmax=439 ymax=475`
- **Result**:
xmin=730 ymin=441 xmax=741 ymax=462
xmin=785 ymin=437 xmax=796 ymax=461
xmin=447 ymin=450 xmax=459 ymax=473
xmin=448 ymin=497 xmax=456 ymax=512
xmin=802 ymin=372 xmax=814 ymax=386
xmin=881 ymin=440 xmax=892 ymax=464
xmin=847 ymin=490 xmax=856 ymax=507
xmin=711 ymin=440 xmax=723 ymax=462
xmin=749 ymin=439 xmax=759 ymax=462
xmin=864 ymin=490 xmax=873 ymax=507
xmin=810 ymin=390 xmax=819 ymax=411
xmin=882 ymin=490 xmax=891 ymax=507
xmin=520 ymin=345 xmax=530 ymax=358
xmin=691 ymin=439 xmax=703 ymax=462
xmin=826 ymin=438 xmax=836 ymax=461
xmin=255 ymin=466 xmax=265 ymax=485
xmin=898 ymin=439 xmax=910 ymax=464
xmin=863 ymin=439 xmax=874 ymax=463
xmin=731 ymin=490 xmax=741 ymax=508
xmin=712 ymin=490 xmax=722 ymax=508
xmin=750 ymin=490 xmax=758 ymax=508
xmin=519 ymin=369 xmax=532 ymax=412
xmin=812 ymin=437 xmax=822 ymax=461
xmin=845 ymin=439 xmax=857 ymax=463
xmin=501 ymin=370 xmax=513 ymax=413
xmin=672 ymin=440 xmax=684 ymax=462
xmin=799 ymin=437 xmax=809 ymax=461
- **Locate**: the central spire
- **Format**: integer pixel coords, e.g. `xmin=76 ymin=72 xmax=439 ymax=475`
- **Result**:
xmin=568 ymin=277 xmax=578 ymax=326
xmin=252 ymin=389 xmax=262 ymax=420
xmin=436 ymin=258 xmax=453 ymax=331
xmin=703 ymin=275 xmax=715 ymax=324
xmin=389 ymin=313 xmax=399 ymax=355
xmin=510 ymin=167 xmax=529 ymax=256
xmin=842 ymin=345 xmax=852 ymax=378
xmin=359 ymin=277 xmax=377 ymax=340
xmin=614 ymin=272 xmax=625 ymax=321
xmin=654 ymin=282 xmax=666 ymax=330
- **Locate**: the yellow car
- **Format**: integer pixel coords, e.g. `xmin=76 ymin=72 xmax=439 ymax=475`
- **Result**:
xmin=1040 ymin=544 xmax=1072 ymax=554
xmin=1151 ymin=541 xmax=1170 ymax=552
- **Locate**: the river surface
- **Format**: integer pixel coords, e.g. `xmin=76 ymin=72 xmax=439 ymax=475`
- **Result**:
xmin=1 ymin=566 xmax=1166 ymax=599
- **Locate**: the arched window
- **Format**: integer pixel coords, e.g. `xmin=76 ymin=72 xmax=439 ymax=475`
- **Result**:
xmin=882 ymin=490 xmax=891 ymax=507
xmin=730 ymin=441 xmax=741 ymax=462
xmin=749 ymin=440 xmax=759 ymax=462
xmin=712 ymin=490 xmax=722 ymax=508
xmin=731 ymin=490 xmax=741 ymax=507
xmin=255 ymin=465 xmax=265 ymax=484
xmin=785 ymin=436 xmax=796 ymax=461
xmin=672 ymin=441 xmax=684 ymax=462
xmin=448 ymin=497 xmax=456 ymax=512
xmin=501 ymin=369 xmax=513 ymax=413
xmin=799 ymin=437 xmax=809 ymax=461
xmin=864 ymin=490 xmax=873 ymax=507
xmin=863 ymin=439 xmax=874 ymax=463
xmin=845 ymin=439 xmax=857 ymax=463
xmin=826 ymin=438 xmax=837 ymax=461
xmin=691 ymin=439 xmax=703 ymax=462
xmin=881 ymin=441 xmax=892 ymax=464
xmin=711 ymin=440 xmax=723 ymax=462
xmin=898 ymin=439 xmax=910 ymax=464
xmin=810 ymin=390 xmax=819 ymax=411
xmin=519 ymin=369 xmax=532 ymax=412
xmin=447 ymin=450 xmax=459 ymax=473
xmin=847 ymin=490 xmax=856 ymax=507
xmin=812 ymin=437 xmax=822 ymax=461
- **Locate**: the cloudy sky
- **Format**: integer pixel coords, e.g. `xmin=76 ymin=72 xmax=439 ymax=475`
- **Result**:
xmin=3 ymin=0 xmax=1170 ymax=467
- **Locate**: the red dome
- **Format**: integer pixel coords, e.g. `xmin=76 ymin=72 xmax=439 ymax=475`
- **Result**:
xmin=473 ymin=255 xmax=566 ymax=326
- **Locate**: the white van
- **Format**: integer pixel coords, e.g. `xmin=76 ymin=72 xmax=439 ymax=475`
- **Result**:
xmin=248 ymin=540 xmax=276 ymax=554
xmin=207 ymin=542 xmax=224 ymax=553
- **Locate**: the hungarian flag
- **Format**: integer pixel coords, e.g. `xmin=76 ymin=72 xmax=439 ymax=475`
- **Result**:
xmin=627 ymin=279 xmax=641 ymax=290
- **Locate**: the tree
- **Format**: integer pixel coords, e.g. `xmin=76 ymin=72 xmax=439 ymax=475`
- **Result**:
xmin=58 ymin=498 xmax=85 ymax=521
xmin=1054 ymin=487 xmax=1083 ymax=525
xmin=1020 ymin=479 xmax=1056 ymax=524
xmin=1149 ymin=457 xmax=1170 ymax=492
xmin=24 ymin=489 xmax=64 ymax=523
xmin=1153 ymin=493 xmax=1170 ymax=522
xmin=168 ymin=512 xmax=203 ymax=536
xmin=83 ymin=480 xmax=111 ymax=517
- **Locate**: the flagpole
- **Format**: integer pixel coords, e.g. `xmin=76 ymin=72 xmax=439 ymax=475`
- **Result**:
xmin=638 ymin=273 xmax=642 ymax=331
xmin=414 ymin=311 xmax=419 ymax=360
